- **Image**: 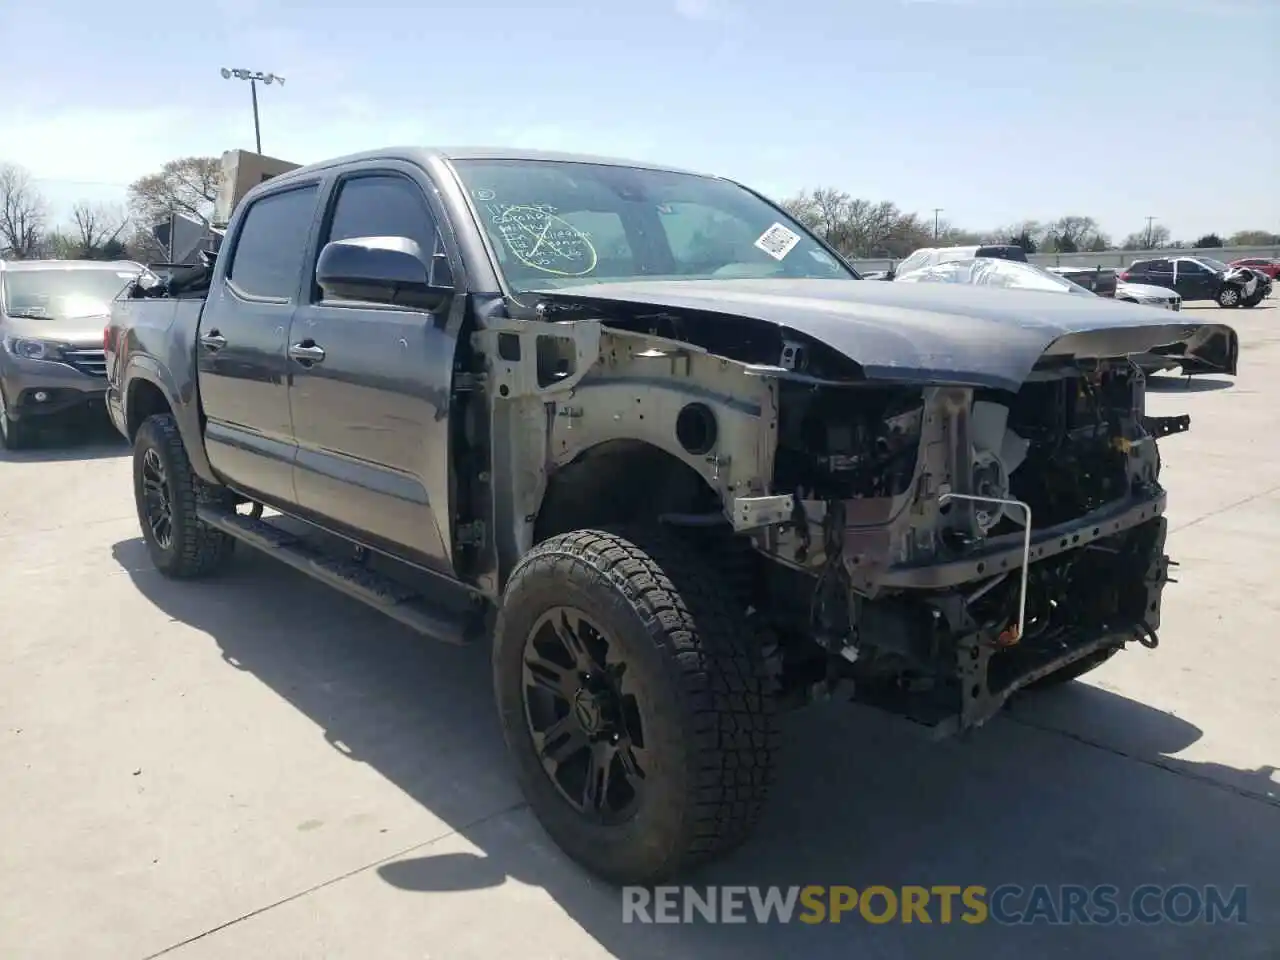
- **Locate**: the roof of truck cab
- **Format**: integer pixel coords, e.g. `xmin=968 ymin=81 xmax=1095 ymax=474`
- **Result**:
xmin=263 ymin=146 xmax=708 ymax=184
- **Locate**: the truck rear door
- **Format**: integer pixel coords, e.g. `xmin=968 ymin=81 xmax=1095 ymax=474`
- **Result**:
xmin=197 ymin=182 xmax=321 ymax=505
xmin=286 ymin=165 xmax=462 ymax=575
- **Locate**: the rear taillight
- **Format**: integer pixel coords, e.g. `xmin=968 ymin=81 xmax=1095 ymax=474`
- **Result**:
xmin=1118 ymin=271 xmax=1132 ymax=281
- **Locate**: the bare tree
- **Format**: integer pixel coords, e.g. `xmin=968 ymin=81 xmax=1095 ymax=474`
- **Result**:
xmin=782 ymin=189 xmax=937 ymax=258
xmin=127 ymin=156 xmax=223 ymax=228
xmin=0 ymin=162 xmax=48 ymax=259
xmin=1043 ymin=215 xmax=1108 ymax=254
xmin=1121 ymin=224 xmax=1171 ymax=250
xmin=993 ymin=220 xmax=1048 ymax=254
xmin=70 ymin=201 xmax=131 ymax=258
xmin=1229 ymin=229 xmax=1280 ymax=246
xmin=933 ymin=219 xmax=986 ymax=246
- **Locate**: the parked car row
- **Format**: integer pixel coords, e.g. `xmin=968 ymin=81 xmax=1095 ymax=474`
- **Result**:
xmin=861 ymin=243 xmax=1028 ymax=280
xmin=870 ymin=245 xmax=1275 ymax=311
xmin=1121 ymin=256 xmax=1272 ymax=308
xmin=1229 ymin=256 xmax=1280 ymax=280
xmin=891 ymin=256 xmax=1234 ymax=375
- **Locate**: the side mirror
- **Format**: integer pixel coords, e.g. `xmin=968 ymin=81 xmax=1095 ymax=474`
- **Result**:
xmin=316 ymin=235 xmax=452 ymax=311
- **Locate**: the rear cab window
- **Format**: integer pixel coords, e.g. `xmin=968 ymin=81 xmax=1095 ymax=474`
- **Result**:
xmin=227 ymin=185 xmax=320 ymax=300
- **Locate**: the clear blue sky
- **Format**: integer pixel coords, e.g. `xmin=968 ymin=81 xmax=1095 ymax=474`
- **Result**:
xmin=1 ymin=0 xmax=1276 ymax=242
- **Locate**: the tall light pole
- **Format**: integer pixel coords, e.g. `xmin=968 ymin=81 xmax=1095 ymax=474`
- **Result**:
xmin=220 ymin=68 xmax=285 ymax=154
xmin=933 ymin=208 xmax=944 ymax=240
xmin=1145 ymin=215 xmax=1157 ymax=249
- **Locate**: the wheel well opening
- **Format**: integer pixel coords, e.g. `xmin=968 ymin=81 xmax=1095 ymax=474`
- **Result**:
xmin=533 ymin=440 xmax=722 ymax=544
xmin=126 ymin=380 xmax=172 ymax=441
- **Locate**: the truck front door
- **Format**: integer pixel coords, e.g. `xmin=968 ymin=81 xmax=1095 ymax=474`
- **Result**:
xmin=286 ymin=166 xmax=461 ymax=574
xmin=197 ymin=182 xmax=320 ymax=505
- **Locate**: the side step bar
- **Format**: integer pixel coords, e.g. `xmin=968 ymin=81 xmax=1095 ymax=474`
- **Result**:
xmin=196 ymin=506 xmax=486 ymax=645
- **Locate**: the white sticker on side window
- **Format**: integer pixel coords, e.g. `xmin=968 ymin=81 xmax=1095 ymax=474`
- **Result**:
xmin=754 ymin=222 xmax=801 ymax=261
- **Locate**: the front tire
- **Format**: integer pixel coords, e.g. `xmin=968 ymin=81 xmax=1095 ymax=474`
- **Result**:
xmin=1217 ymin=286 xmax=1241 ymax=308
xmin=0 ymin=386 xmax=34 ymax=450
xmin=493 ymin=528 xmax=778 ymax=885
xmin=133 ymin=413 xmax=235 ymax=578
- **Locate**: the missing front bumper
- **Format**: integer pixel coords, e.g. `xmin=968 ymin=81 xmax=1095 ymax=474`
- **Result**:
xmin=848 ymin=514 xmax=1171 ymax=738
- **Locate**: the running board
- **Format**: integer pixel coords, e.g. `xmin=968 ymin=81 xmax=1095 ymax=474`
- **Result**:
xmin=195 ymin=506 xmax=484 ymax=645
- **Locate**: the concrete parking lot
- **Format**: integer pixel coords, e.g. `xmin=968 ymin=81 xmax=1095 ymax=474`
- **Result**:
xmin=2 ymin=302 xmax=1277 ymax=959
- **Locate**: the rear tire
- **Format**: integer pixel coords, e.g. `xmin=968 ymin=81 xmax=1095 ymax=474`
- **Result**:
xmin=133 ymin=413 xmax=236 ymax=578
xmin=493 ymin=528 xmax=778 ymax=885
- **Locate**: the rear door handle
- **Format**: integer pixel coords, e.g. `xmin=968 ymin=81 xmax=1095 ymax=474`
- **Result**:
xmin=289 ymin=341 xmax=326 ymax=365
xmin=200 ymin=331 xmax=227 ymax=351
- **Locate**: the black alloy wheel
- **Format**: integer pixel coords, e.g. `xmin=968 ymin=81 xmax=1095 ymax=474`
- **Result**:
xmin=140 ymin=446 xmax=174 ymax=549
xmin=132 ymin=413 xmax=235 ymax=578
xmin=521 ymin=606 xmax=648 ymax=824
xmin=493 ymin=528 xmax=778 ymax=885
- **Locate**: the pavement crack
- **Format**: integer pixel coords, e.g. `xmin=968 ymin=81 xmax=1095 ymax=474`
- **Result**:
xmin=1005 ymin=712 xmax=1280 ymax=810
xmin=139 ymin=799 xmax=530 ymax=960
xmin=1170 ymin=482 xmax=1280 ymax=533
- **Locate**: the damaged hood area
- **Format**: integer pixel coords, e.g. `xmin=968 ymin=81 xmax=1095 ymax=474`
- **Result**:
xmin=532 ymin=278 xmax=1238 ymax=391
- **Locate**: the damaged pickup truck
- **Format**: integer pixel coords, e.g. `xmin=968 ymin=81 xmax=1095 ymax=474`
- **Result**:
xmin=104 ymin=147 xmax=1237 ymax=885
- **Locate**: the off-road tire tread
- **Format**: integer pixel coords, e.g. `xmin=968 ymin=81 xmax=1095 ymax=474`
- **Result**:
xmin=498 ymin=526 xmax=779 ymax=883
xmin=136 ymin=413 xmax=235 ymax=578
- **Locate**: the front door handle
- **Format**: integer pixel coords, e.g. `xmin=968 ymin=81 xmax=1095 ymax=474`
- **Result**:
xmin=200 ymin=331 xmax=227 ymax=351
xmin=289 ymin=341 xmax=326 ymax=365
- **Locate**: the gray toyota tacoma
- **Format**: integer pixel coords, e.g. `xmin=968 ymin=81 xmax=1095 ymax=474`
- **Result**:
xmin=105 ymin=147 xmax=1237 ymax=885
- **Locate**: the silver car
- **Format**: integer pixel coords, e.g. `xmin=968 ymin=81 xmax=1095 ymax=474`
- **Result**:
xmin=1115 ymin=278 xmax=1181 ymax=311
xmin=0 ymin=259 xmax=146 ymax=449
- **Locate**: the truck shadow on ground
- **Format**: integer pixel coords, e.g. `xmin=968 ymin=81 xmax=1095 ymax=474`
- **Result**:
xmin=111 ymin=539 xmax=1279 ymax=960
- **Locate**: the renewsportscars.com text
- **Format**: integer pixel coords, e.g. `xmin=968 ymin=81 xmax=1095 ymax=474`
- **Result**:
xmin=622 ymin=884 xmax=1249 ymax=926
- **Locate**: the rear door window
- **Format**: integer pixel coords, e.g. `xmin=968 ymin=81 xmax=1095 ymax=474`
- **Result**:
xmin=227 ymin=184 xmax=319 ymax=300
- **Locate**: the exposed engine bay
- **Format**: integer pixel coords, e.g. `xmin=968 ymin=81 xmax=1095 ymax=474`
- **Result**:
xmin=487 ymin=281 xmax=1224 ymax=735
xmin=756 ymin=359 xmax=1178 ymax=733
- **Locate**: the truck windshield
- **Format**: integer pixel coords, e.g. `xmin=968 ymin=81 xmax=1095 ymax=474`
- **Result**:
xmin=2 ymin=268 xmax=139 ymax=321
xmin=449 ymin=158 xmax=858 ymax=293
